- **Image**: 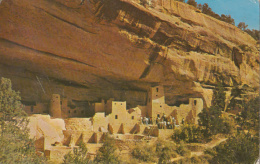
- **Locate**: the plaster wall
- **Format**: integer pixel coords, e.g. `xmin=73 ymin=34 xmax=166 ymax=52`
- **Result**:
xmin=92 ymin=112 xmax=108 ymax=132
xmin=94 ymin=101 xmax=105 ymax=113
xmin=24 ymin=103 xmax=48 ymax=115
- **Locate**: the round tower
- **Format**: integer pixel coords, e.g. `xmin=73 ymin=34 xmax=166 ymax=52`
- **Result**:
xmin=50 ymin=94 xmax=61 ymax=118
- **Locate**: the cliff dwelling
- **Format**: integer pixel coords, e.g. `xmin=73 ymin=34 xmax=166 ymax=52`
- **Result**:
xmin=0 ymin=0 xmax=259 ymax=163
xmin=24 ymin=85 xmax=203 ymax=161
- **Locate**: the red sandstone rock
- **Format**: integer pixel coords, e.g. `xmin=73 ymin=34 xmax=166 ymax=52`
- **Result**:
xmin=0 ymin=0 xmax=258 ymax=108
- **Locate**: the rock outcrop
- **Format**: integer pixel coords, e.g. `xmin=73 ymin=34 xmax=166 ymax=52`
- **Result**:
xmin=0 ymin=0 xmax=258 ymax=108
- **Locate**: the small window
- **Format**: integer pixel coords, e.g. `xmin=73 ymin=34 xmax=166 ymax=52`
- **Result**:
xmin=160 ymin=105 xmax=162 ymax=108
xmin=74 ymin=110 xmax=77 ymax=114
xmin=156 ymin=95 xmax=158 ymax=97
xmin=132 ymin=116 xmax=134 ymax=120
xmin=156 ymin=88 xmax=159 ymax=92
xmin=115 ymin=115 xmax=118 ymax=119
xmin=68 ymin=110 xmax=70 ymax=114
xmin=121 ymin=103 xmax=122 ymax=105
xmin=30 ymin=106 xmax=34 ymax=112
xmin=194 ymin=100 xmax=197 ymax=105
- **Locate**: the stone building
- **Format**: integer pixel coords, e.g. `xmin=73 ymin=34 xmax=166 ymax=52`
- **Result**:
xmin=139 ymin=85 xmax=203 ymax=124
xmin=25 ymin=85 xmax=203 ymax=162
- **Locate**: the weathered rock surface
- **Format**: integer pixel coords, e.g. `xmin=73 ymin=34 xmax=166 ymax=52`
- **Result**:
xmin=0 ymin=0 xmax=258 ymax=108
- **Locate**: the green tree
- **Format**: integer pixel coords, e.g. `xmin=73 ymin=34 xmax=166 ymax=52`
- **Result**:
xmin=187 ymin=0 xmax=197 ymax=7
xmin=202 ymin=3 xmax=211 ymax=14
xmin=237 ymin=22 xmax=248 ymax=31
xmin=197 ymin=3 xmax=202 ymax=10
xmin=198 ymin=82 xmax=232 ymax=138
xmin=206 ymin=132 xmax=259 ymax=164
xmin=227 ymin=85 xmax=246 ymax=112
xmin=244 ymin=29 xmax=260 ymax=40
xmin=212 ymin=82 xmax=226 ymax=111
xmin=63 ymin=141 xmax=90 ymax=164
xmin=0 ymin=77 xmax=46 ymax=164
xmin=198 ymin=106 xmax=223 ymax=137
xmin=95 ymin=136 xmax=120 ymax=164
xmin=238 ymin=96 xmax=259 ymax=131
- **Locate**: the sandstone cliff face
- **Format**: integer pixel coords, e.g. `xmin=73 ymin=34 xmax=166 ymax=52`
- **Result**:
xmin=0 ymin=0 xmax=258 ymax=108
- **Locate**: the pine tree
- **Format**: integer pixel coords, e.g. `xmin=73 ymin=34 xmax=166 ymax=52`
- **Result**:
xmin=0 ymin=77 xmax=46 ymax=164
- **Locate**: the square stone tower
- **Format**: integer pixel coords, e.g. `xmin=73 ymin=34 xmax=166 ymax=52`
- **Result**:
xmin=146 ymin=85 xmax=165 ymax=118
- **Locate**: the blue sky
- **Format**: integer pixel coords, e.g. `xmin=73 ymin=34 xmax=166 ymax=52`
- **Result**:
xmin=194 ymin=0 xmax=259 ymax=29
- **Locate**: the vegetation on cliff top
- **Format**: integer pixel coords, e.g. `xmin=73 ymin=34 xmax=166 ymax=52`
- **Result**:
xmin=142 ymin=0 xmax=259 ymax=41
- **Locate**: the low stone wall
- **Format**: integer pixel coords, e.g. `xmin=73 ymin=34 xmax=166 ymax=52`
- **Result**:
xmin=65 ymin=118 xmax=92 ymax=131
xmin=62 ymin=130 xmax=96 ymax=146
xmin=44 ymin=147 xmax=71 ymax=163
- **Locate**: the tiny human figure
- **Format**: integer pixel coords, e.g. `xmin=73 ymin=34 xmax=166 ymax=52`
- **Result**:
xmin=172 ymin=116 xmax=176 ymax=129
xmin=156 ymin=115 xmax=160 ymax=124
xmin=163 ymin=121 xmax=167 ymax=129
xmin=182 ymin=118 xmax=185 ymax=125
xmin=166 ymin=116 xmax=171 ymax=129
xmin=149 ymin=117 xmax=153 ymax=125
xmin=145 ymin=117 xmax=149 ymax=125
xmin=161 ymin=113 xmax=166 ymax=122
xmin=167 ymin=121 xmax=171 ymax=129
xmin=158 ymin=121 xmax=163 ymax=129
xmin=163 ymin=114 xmax=167 ymax=121
xmin=143 ymin=117 xmax=146 ymax=124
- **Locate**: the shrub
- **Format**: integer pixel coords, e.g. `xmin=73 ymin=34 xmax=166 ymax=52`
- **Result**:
xmin=132 ymin=142 xmax=157 ymax=162
xmin=175 ymin=141 xmax=191 ymax=157
xmin=221 ymin=115 xmax=235 ymax=134
xmin=63 ymin=141 xmax=90 ymax=164
xmin=95 ymin=135 xmax=120 ymax=164
xmin=173 ymin=124 xmax=204 ymax=143
xmin=172 ymin=155 xmax=209 ymax=164
xmin=156 ymin=140 xmax=177 ymax=164
xmin=140 ymin=0 xmax=149 ymax=7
